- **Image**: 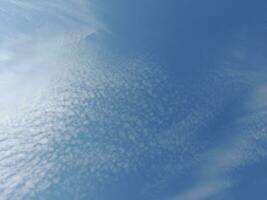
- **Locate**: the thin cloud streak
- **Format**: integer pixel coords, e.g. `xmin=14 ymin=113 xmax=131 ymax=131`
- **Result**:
xmin=170 ymin=35 xmax=267 ymax=200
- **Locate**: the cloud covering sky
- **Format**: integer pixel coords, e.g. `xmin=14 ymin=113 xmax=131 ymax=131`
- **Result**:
xmin=0 ymin=0 xmax=267 ymax=200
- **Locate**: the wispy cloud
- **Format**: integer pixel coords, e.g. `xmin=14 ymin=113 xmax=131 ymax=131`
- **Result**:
xmin=172 ymin=181 xmax=231 ymax=200
xmin=0 ymin=1 xmax=103 ymax=199
xmin=169 ymin=34 xmax=267 ymax=200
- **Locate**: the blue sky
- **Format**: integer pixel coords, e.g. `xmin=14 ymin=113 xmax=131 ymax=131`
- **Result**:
xmin=0 ymin=0 xmax=267 ymax=200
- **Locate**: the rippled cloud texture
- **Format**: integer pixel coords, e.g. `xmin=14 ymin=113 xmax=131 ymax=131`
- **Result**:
xmin=0 ymin=1 xmax=193 ymax=199
xmin=0 ymin=1 xmax=267 ymax=200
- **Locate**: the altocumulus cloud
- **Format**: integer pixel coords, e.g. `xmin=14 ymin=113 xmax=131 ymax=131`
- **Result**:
xmin=2 ymin=1 xmax=266 ymax=200
xmin=0 ymin=1 xmax=221 ymax=200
